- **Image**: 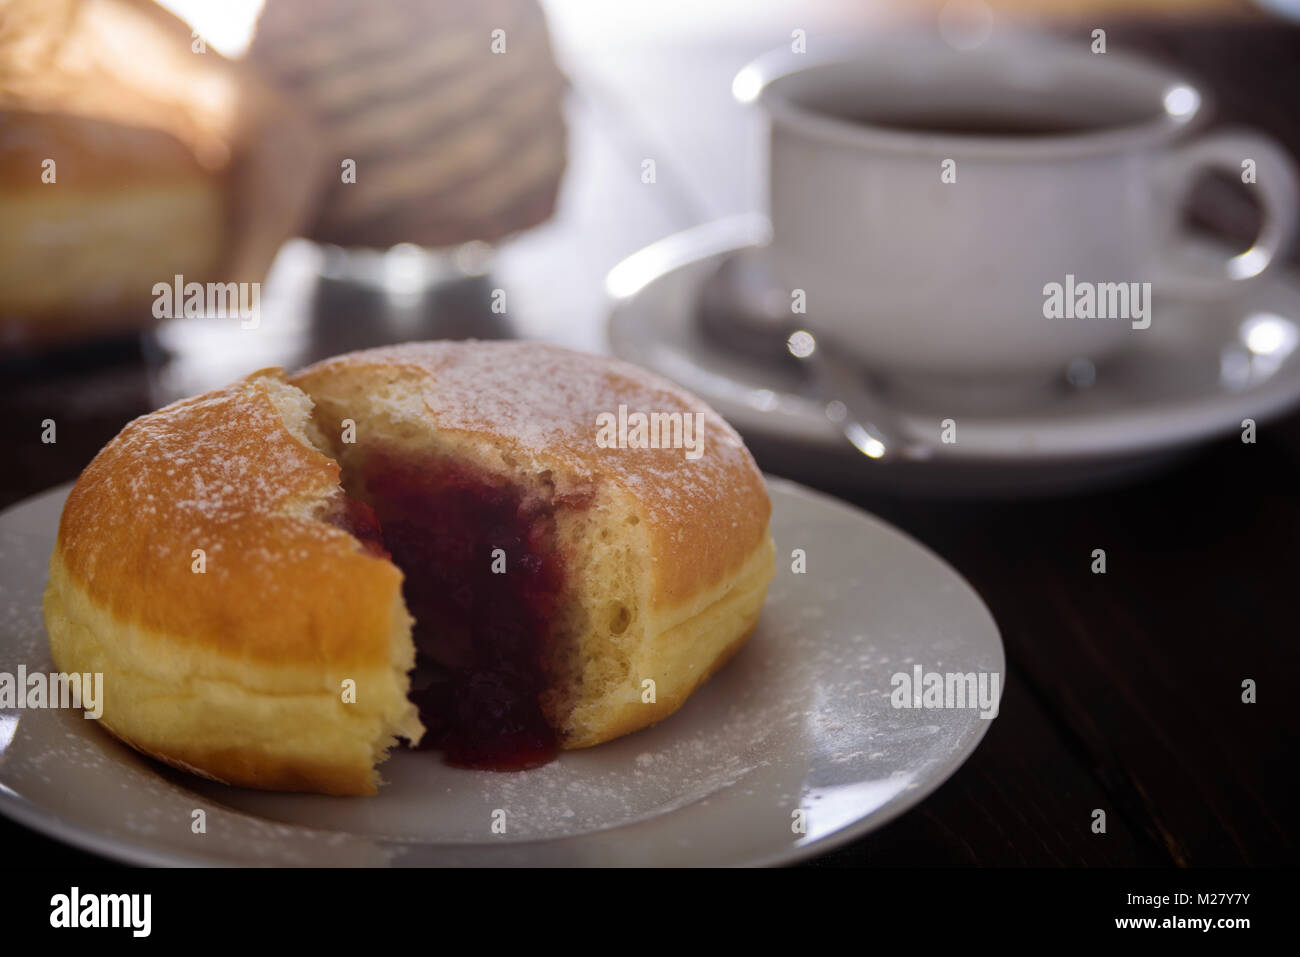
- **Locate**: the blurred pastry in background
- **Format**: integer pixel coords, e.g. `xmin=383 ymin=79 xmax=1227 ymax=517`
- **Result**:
xmin=249 ymin=0 xmax=568 ymax=250
xmin=0 ymin=0 xmax=321 ymax=353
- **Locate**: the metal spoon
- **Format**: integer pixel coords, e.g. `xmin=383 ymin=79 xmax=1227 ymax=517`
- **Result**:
xmin=697 ymin=249 xmax=932 ymax=461
xmin=785 ymin=328 xmax=933 ymax=461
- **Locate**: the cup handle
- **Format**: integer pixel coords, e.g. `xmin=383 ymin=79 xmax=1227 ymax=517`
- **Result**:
xmin=1153 ymin=129 xmax=1299 ymax=297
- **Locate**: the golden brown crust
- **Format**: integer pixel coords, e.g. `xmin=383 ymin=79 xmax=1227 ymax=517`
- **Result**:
xmin=137 ymin=742 xmax=376 ymax=796
xmin=53 ymin=371 xmax=404 ymax=673
xmin=0 ymin=0 xmax=323 ymax=349
xmin=564 ymin=532 xmax=775 ymax=748
xmin=1 ymin=0 xmax=249 ymax=167
xmin=45 ymin=369 xmax=420 ymax=794
xmin=47 ymin=344 xmax=773 ymax=791
xmin=289 ymin=341 xmax=773 ymax=612
xmin=0 ymin=110 xmax=213 ymax=191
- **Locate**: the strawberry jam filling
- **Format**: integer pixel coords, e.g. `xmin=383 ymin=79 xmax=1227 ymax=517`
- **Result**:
xmin=352 ymin=452 xmax=566 ymax=771
xmin=325 ymin=497 xmax=388 ymax=559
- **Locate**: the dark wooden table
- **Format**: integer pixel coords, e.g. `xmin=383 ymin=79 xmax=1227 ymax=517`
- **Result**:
xmin=1 ymin=12 xmax=1296 ymax=867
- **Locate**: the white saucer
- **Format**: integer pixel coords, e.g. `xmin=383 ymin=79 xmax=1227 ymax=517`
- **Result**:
xmin=607 ymin=217 xmax=1300 ymax=494
xmin=0 ymin=479 xmax=1002 ymax=866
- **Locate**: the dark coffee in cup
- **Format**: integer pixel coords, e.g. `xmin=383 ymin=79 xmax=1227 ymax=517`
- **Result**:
xmin=740 ymin=34 xmax=1299 ymax=392
xmin=812 ymin=108 xmax=1113 ymax=138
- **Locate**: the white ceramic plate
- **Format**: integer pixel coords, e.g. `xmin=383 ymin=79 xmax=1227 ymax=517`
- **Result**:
xmin=607 ymin=218 xmax=1300 ymax=493
xmin=0 ymin=478 xmax=1002 ymax=866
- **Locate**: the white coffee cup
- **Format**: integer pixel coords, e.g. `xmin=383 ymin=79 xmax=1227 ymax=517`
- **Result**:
xmin=737 ymin=34 xmax=1299 ymax=394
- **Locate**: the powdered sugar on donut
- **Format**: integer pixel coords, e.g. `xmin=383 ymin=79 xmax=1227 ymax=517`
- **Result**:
xmin=297 ymin=340 xmax=764 ymax=533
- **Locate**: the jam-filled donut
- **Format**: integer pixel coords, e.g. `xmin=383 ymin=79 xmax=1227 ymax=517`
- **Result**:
xmin=44 ymin=342 xmax=775 ymax=794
